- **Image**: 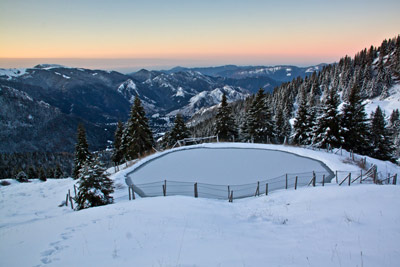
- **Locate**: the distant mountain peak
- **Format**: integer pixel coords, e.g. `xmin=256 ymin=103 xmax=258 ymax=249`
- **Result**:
xmin=33 ymin=64 xmax=67 ymax=70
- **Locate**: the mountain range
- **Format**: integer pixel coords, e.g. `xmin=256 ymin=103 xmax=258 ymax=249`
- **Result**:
xmin=0 ymin=63 xmax=319 ymax=153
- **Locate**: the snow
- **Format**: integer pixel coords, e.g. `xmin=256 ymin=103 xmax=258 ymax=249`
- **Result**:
xmin=117 ymin=79 xmax=139 ymax=97
xmin=128 ymin=143 xmax=399 ymax=180
xmin=54 ymin=72 xmax=70 ymax=79
xmin=305 ymin=66 xmax=319 ymax=73
xmin=182 ymin=88 xmax=248 ymax=116
xmin=1 ymin=179 xmax=399 ymax=266
xmin=364 ymin=84 xmax=400 ymax=116
xmin=0 ymin=68 xmax=27 ymax=80
xmin=175 ymin=86 xmax=185 ymax=97
xmin=128 ymin=146 xmax=332 ymax=185
xmin=1 ymin=143 xmax=400 ymax=266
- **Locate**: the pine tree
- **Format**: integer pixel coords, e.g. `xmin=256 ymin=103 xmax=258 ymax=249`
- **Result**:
xmin=27 ymin=165 xmax=37 ymax=179
xmin=389 ymin=109 xmax=400 ymax=160
xmin=55 ymin=164 xmax=63 ymax=178
xmin=167 ymin=114 xmax=190 ymax=147
xmin=215 ymin=93 xmax=237 ymax=141
xmin=292 ymin=87 xmax=310 ymax=145
xmin=16 ymin=171 xmax=28 ymax=183
xmin=38 ymin=167 xmax=47 ymax=182
xmin=121 ymin=96 xmax=154 ymax=160
xmin=312 ymin=88 xmax=342 ymax=149
xmin=369 ymin=106 xmax=394 ymax=161
xmin=275 ymin=107 xmax=291 ymax=144
xmin=340 ymin=85 xmax=369 ymax=154
xmin=76 ymin=158 xmax=114 ymax=210
xmin=306 ymin=84 xmax=320 ymax=145
xmin=242 ymin=89 xmax=275 ymax=143
xmin=111 ymin=121 xmax=124 ymax=165
xmin=73 ymin=124 xmax=91 ymax=179
xmin=47 ymin=167 xmax=54 ymax=178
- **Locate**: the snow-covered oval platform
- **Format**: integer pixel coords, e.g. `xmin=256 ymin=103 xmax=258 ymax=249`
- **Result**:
xmin=125 ymin=144 xmax=334 ymax=198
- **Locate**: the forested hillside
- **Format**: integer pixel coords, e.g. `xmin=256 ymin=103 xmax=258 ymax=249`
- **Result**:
xmin=189 ymin=36 xmax=400 ymax=162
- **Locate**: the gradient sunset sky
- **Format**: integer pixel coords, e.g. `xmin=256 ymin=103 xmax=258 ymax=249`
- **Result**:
xmin=1 ymin=0 xmax=399 ymax=72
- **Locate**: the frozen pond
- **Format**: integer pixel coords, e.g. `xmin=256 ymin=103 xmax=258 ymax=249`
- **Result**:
xmin=126 ymin=147 xmax=334 ymax=198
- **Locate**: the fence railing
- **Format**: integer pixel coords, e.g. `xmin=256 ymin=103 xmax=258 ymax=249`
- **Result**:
xmin=125 ymin=170 xmax=334 ymax=201
xmin=125 ymin=164 xmax=398 ymax=202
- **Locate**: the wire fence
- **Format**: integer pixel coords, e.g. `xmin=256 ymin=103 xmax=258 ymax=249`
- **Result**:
xmin=125 ymin=164 xmax=398 ymax=202
xmin=126 ymin=170 xmax=335 ymax=200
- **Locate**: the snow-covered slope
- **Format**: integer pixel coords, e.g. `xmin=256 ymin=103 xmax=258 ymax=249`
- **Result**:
xmin=0 ymin=68 xmax=27 ymax=80
xmin=364 ymin=84 xmax=400 ymax=116
xmin=1 ymin=180 xmax=399 ymax=266
xmin=1 ymin=144 xmax=399 ymax=266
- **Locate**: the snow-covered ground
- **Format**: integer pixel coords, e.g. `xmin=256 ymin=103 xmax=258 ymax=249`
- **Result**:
xmin=364 ymin=84 xmax=400 ymax=116
xmin=1 ymin=143 xmax=400 ymax=266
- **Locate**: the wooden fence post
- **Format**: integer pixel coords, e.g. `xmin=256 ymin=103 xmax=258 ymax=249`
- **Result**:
xmin=131 ymin=185 xmax=135 ymax=200
xmin=285 ymin=174 xmax=288 ymax=189
xmin=265 ymin=183 xmax=268 ymax=196
xmin=194 ymin=183 xmax=198 ymax=198
xmin=348 ymin=173 xmax=351 ymax=186
xmin=336 ymin=171 xmax=338 ymax=184
xmin=312 ymin=171 xmax=316 ymax=187
xmin=66 ymin=193 xmax=69 ymax=206
xmin=393 ymin=174 xmax=397 ymax=185
xmin=163 ymin=180 xmax=167 ymax=196
xmin=228 ymin=185 xmax=230 ymax=199
xmin=294 ymin=176 xmax=298 ymax=190
xmin=360 ymin=170 xmax=363 ymax=184
xmin=69 ymin=194 xmax=74 ymax=210
xmin=229 ymin=191 xmax=233 ymax=203
xmin=322 ymin=175 xmax=325 ymax=187
xmin=255 ymin=181 xmax=260 ymax=196
xmin=128 ymin=186 xmax=131 ymax=200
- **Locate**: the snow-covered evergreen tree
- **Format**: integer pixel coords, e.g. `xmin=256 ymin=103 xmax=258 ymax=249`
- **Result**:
xmin=340 ymin=85 xmax=369 ymax=154
xmin=111 ymin=121 xmax=124 ymax=165
xmin=16 ymin=171 xmax=28 ymax=183
xmin=215 ymin=93 xmax=237 ymax=141
xmin=73 ymin=124 xmax=91 ymax=179
xmin=312 ymin=88 xmax=342 ymax=149
xmin=76 ymin=158 xmax=114 ymax=210
xmin=291 ymin=87 xmax=310 ymax=145
xmin=389 ymin=109 xmax=400 ymax=160
xmin=369 ymin=106 xmax=394 ymax=161
xmin=242 ymin=89 xmax=275 ymax=143
xmin=121 ymin=96 xmax=154 ymax=160
xmin=166 ymin=114 xmax=190 ymax=147
xmin=275 ymin=107 xmax=291 ymax=144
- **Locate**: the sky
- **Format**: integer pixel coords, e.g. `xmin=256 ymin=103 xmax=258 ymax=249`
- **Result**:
xmin=0 ymin=0 xmax=399 ymax=72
